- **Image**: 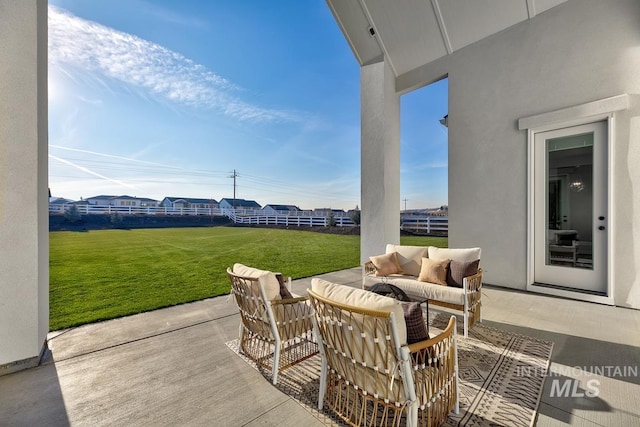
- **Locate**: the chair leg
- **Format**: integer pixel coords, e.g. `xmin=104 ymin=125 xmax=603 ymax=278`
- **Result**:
xmin=407 ymin=402 xmax=418 ymax=427
xmin=272 ymin=341 xmax=281 ymax=385
xmin=238 ymin=323 xmax=245 ymax=346
xmin=318 ymin=362 xmax=327 ymax=410
xmin=463 ymin=310 xmax=469 ymax=338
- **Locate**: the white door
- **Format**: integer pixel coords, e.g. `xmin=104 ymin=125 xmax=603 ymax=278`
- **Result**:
xmin=534 ymin=121 xmax=607 ymax=294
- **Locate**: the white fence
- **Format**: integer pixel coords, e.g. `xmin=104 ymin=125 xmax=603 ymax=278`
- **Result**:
xmin=229 ymin=213 xmax=356 ymax=227
xmin=50 ymin=203 xmax=448 ymax=233
xmin=49 ymin=204 xmax=357 ymax=228
xmin=400 ymin=216 xmax=449 ymax=234
xmin=49 ymin=204 xmax=222 ymax=216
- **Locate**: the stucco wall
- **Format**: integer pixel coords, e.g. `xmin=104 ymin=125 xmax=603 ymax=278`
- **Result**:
xmin=360 ymin=60 xmax=401 ymax=262
xmin=0 ymin=0 xmax=49 ymax=368
xmin=441 ymin=0 xmax=640 ymax=303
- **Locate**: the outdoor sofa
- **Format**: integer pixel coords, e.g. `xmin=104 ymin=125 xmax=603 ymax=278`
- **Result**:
xmin=363 ymin=244 xmax=483 ymax=337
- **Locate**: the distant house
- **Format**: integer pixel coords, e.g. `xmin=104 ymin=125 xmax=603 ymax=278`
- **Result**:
xmin=313 ymin=208 xmax=346 ymax=217
xmin=49 ymin=197 xmax=73 ymax=206
xmin=112 ymin=196 xmax=158 ymax=207
xmin=85 ymin=195 xmax=118 ymax=205
xmin=70 ymin=199 xmax=90 ymax=209
xmin=219 ymin=198 xmax=261 ymax=210
xmin=160 ymin=197 xmax=218 ymax=209
xmin=262 ymin=204 xmax=301 ymax=215
xmin=48 ymin=197 xmax=73 ymax=213
xmin=85 ymin=195 xmax=159 ymax=207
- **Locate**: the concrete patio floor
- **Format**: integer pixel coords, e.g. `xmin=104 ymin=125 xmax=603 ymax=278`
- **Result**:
xmin=1 ymin=267 xmax=639 ymax=426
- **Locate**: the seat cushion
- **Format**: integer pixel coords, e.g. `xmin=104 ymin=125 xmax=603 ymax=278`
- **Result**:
xmin=382 ymin=276 xmax=466 ymax=306
xmin=385 ymin=244 xmax=429 ymax=277
xmin=311 ymin=278 xmax=407 ymax=345
xmin=232 ymin=263 xmax=281 ymax=301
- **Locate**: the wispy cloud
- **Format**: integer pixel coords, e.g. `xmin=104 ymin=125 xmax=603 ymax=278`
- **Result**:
xmin=50 ymin=144 xmax=179 ymax=169
xmin=48 ymin=5 xmax=295 ymax=122
xmin=49 ymin=154 xmax=138 ymax=190
xmin=417 ymin=161 xmax=448 ymax=170
xmin=138 ymin=1 xmax=209 ymax=30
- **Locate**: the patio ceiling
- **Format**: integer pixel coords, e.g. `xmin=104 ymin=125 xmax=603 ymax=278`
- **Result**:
xmin=327 ymin=0 xmax=569 ymax=78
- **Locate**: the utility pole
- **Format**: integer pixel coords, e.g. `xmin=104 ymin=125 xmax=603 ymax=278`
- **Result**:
xmin=403 ymin=198 xmax=408 ymax=213
xmin=229 ymin=169 xmax=239 ymax=209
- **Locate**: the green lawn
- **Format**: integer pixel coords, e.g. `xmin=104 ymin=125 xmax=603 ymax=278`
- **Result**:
xmin=49 ymin=226 xmax=447 ymax=331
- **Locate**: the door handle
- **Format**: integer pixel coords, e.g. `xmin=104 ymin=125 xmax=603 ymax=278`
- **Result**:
xmin=598 ymin=226 xmax=605 ymax=231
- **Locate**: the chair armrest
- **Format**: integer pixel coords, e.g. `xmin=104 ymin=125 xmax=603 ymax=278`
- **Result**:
xmin=406 ymin=315 xmax=457 ymax=367
xmin=406 ymin=316 xmax=456 ymax=353
xmin=270 ymin=295 xmax=314 ymax=338
xmin=463 ymin=268 xmax=483 ymax=294
xmin=270 ymin=295 xmax=309 ymax=305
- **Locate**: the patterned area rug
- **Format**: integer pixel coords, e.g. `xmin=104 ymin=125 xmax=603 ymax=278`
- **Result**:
xmin=226 ymin=312 xmax=553 ymax=426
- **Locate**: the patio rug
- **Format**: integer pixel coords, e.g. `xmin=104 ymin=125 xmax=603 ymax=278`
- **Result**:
xmin=226 ymin=311 xmax=553 ymax=426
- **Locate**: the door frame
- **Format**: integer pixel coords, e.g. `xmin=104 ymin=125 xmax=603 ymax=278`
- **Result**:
xmin=525 ymin=114 xmax=615 ymax=305
xmin=533 ymin=121 xmax=607 ymax=293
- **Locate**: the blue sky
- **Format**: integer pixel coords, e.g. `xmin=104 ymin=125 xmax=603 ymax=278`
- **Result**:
xmin=48 ymin=0 xmax=448 ymax=211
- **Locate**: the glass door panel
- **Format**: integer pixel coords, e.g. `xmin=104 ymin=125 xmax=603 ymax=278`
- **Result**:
xmin=546 ymin=133 xmax=594 ymax=270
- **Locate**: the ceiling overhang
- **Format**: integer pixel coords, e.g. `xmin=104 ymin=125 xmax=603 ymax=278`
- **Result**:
xmin=327 ymin=0 xmax=569 ymax=83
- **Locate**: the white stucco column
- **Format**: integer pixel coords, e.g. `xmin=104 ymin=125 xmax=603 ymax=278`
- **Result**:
xmin=0 ymin=0 xmax=49 ymax=373
xmin=360 ymin=59 xmax=400 ymax=263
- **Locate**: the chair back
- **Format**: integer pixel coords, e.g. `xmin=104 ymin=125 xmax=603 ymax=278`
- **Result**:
xmin=309 ymin=285 xmax=459 ymax=427
xmin=227 ymin=268 xmax=274 ymax=341
xmin=308 ymin=289 xmax=411 ymax=405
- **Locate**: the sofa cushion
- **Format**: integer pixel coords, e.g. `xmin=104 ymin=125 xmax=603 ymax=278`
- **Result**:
xmin=385 ymin=244 xmax=429 ymax=277
xmin=311 ymin=278 xmax=407 ymax=346
xmin=418 ymin=257 xmax=450 ymax=286
xmin=370 ymin=252 xmax=403 ymax=276
xmin=401 ymin=301 xmax=429 ymax=344
xmin=428 ymin=246 xmax=481 ymax=263
xmin=446 ymin=259 xmax=480 ymax=288
xmin=378 ymin=275 xmax=466 ymax=306
xmin=233 ymin=263 xmax=282 ymax=301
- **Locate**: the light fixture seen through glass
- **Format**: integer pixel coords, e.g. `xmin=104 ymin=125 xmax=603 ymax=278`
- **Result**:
xmin=569 ymin=178 xmax=584 ymax=192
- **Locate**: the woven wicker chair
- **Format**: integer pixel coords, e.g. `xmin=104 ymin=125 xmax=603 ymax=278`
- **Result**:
xmin=227 ymin=267 xmax=318 ymax=384
xmin=308 ymin=285 xmax=459 ymax=427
